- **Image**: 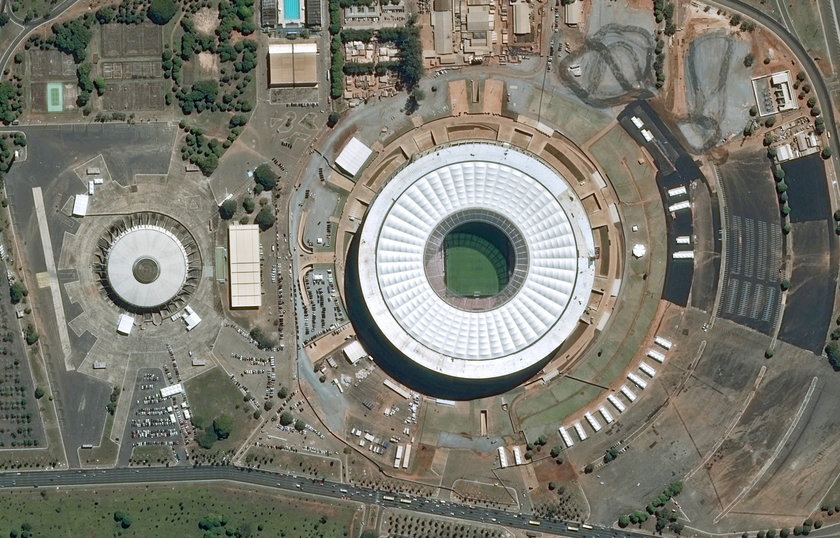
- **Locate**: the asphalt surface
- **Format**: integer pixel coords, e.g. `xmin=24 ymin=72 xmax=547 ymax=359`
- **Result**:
xmin=0 ymin=465 xmax=653 ymax=538
xmin=618 ymin=100 xmax=705 ymax=307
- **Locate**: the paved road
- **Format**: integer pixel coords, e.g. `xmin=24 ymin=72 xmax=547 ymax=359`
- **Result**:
xmin=709 ymin=0 xmax=839 ymax=157
xmin=0 ymin=0 xmax=81 ymax=73
xmin=0 ymin=466 xmax=651 ymax=538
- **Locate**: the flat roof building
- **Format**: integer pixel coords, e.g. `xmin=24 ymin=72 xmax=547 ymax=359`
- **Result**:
xmin=117 ymin=314 xmax=134 ymax=335
xmin=335 ymin=137 xmax=374 ymax=176
xmin=431 ymin=11 xmax=454 ymax=55
xmin=228 ymin=224 xmax=262 ymax=309
xmin=342 ymin=340 xmax=367 ymax=364
xmin=267 ymin=42 xmax=319 ymax=88
xmin=73 ymin=194 xmax=89 ymax=217
xmin=565 ymin=0 xmax=582 ymax=26
xmin=512 ymin=1 xmax=531 ymax=35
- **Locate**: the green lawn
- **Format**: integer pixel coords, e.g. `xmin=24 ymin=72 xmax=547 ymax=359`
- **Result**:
xmin=0 ymin=484 xmax=357 ymax=537
xmin=184 ymin=367 xmax=257 ymax=452
xmin=444 ymin=233 xmax=507 ymax=296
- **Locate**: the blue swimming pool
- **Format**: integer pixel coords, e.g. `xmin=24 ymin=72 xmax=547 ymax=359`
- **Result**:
xmin=283 ymin=0 xmax=301 ymax=20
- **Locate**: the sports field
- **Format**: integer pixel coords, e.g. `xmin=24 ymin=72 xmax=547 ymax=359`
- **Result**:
xmin=444 ymin=233 xmax=508 ymax=296
xmin=46 ymin=82 xmax=63 ymax=112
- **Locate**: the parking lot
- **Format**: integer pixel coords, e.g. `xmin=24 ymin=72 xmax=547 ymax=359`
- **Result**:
xmin=717 ymin=150 xmax=784 ymax=335
xmin=301 ymin=265 xmax=347 ymax=344
xmin=120 ymin=368 xmax=188 ymax=466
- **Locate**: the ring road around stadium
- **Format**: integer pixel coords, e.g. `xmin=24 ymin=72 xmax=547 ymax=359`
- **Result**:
xmin=355 ymin=142 xmax=596 ymax=382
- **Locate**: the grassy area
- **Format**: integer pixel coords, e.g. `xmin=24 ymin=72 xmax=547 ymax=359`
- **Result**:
xmin=787 ymin=0 xmax=828 ymax=59
xmin=184 ymin=367 xmax=257 ymax=453
xmin=445 ymin=240 xmax=505 ymax=296
xmin=130 ymin=445 xmax=174 ymax=466
xmin=0 ymin=483 xmax=358 ymax=537
xmin=589 ymin=125 xmax=652 ymax=204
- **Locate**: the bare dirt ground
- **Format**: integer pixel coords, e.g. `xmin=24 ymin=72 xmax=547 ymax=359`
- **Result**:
xmin=194 ymin=7 xmax=220 ymax=35
xmin=196 ymin=51 xmax=220 ymax=77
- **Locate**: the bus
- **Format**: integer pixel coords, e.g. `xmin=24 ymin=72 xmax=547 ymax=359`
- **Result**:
xmin=383 ymin=495 xmax=395 ymax=501
xmin=399 ymin=498 xmax=412 ymax=505
xmin=581 ymin=523 xmax=594 ymax=530
xmin=566 ymin=525 xmax=579 ymax=532
xmin=528 ymin=520 xmax=541 ymax=526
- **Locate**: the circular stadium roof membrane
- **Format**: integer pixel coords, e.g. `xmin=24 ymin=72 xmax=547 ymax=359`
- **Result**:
xmin=95 ymin=213 xmax=201 ymax=315
xmin=356 ymin=142 xmax=596 ymax=381
xmin=106 ymin=226 xmax=189 ymax=309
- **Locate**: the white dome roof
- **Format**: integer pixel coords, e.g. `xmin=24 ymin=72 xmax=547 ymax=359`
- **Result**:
xmin=357 ymin=143 xmax=595 ymax=380
xmin=106 ymin=225 xmax=189 ymax=308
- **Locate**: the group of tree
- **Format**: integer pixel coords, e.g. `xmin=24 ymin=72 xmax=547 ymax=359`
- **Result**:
xmin=179 ymin=124 xmax=225 ymax=176
xmin=617 ymin=481 xmax=683 ymax=532
xmin=0 ymin=80 xmax=24 ymax=126
xmin=23 ymin=324 xmax=39 ymax=345
xmin=147 ymin=0 xmax=178 ymax=24
xmin=330 ymin=34 xmax=344 ymax=98
xmin=198 ymin=513 xmax=256 ymax=538
xmin=378 ymin=26 xmax=424 ymax=90
xmin=249 ymin=326 xmax=275 ymax=349
xmin=253 ymin=164 xmax=278 ymax=191
xmin=105 ymin=385 xmax=120 ymax=415
xmin=196 ymin=414 xmax=234 ymax=448
xmin=653 ymin=0 xmax=676 ymax=36
xmin=9 ymin=282 xmax=26 ymax=304
xmin=113 ymin=511 xmax=132 ymax=529
xmin=51 ymin=18 xmax=93 ymax=62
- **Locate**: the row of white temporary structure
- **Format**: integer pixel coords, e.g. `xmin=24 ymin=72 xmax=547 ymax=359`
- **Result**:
xmin=558 ymin=335 xmax=675 ymax=448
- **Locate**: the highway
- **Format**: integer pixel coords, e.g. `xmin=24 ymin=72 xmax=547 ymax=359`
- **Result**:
xmin=0 ymin=466 xmax=650 ymax=538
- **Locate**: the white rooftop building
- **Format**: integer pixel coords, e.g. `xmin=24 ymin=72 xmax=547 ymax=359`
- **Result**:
xmin=73 ymin=194 xmax=89 ymax=217
xmin=335 ymin=137 xmax=374 ymax=177
xmin=117 ymin=314 xmax=134 ymax=335
xmin=342 ymin=340 xmax=367 ymax=364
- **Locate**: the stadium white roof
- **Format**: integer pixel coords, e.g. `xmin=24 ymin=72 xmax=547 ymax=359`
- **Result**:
xmin=228 ymin=224 xmax=262 ymax=308
xmin=106 ymin=226 xmax=188 ymax=308
xmin=335 ymin=137 xmax=373 ymax=176
xmin=357 ymin=142 xmax=595 ymax=380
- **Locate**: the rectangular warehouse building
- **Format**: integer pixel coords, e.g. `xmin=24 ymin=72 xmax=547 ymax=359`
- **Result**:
xmin=267 ymin=42 xmax=319 ymax=88
xmin=228 ymin=224 xmax=262 ymax=308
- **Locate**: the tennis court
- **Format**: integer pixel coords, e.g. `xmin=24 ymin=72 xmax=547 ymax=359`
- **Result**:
xmin=444 ymin=232 xmax=509 ymax=297
xmin=46 ymin=82 xmax=63 ymax=112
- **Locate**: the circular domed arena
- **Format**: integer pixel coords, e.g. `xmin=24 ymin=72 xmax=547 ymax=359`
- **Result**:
xmin=94 ymin=212 xmax=202 ymax=315
xmin=345 ymin=141 xmax=597 ymax=398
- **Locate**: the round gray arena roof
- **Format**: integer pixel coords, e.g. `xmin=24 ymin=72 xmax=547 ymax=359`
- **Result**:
xmin=356 ymin=142 xmax=596 ymax=380
xmin=105 ymin=226 xmax=189 ymax=309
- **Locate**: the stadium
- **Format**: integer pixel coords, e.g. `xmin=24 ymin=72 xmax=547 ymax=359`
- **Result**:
xmin=346 ymin=142 xmax=596 ymax=398
xmin=94 ymin=212 xmax=202 ymax=316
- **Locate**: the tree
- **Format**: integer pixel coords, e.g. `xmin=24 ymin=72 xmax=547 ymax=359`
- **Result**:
xmin=618 ymin=514 xmax=630 ymax=528
xmin=147 ymin=0 xmax=178 ymax=24
xmin=764 ymin=133 xmax=775 ymax=146
xmin=327 ymin=112 xmax=340 ymax=127
xmin=807 ymin=96 xmax=817 ymax=108
xmin=822 ymin=148 xmax=833 ymax=159
xmin=212 ymin=415 xmax=233 ymax=439
xmin=583 ymin=463 xmax=594 ymax=473
xmin=242 ymin=197 xmax=255 ymax=214
xmin=825 ymin=341 xmax=840 ymax=370
xmin=744 ymin=54 xmax=754 ymax=67
xmin=254 ymin=206 xmax=275 ymax=231
xmin=749 ymin=105 xmax=757 ymax=116
xmin=253 ymin=164 xmax=277 ymax=190
xmin=548 ymin=481 xmax=557 ymax=490
xmin=279 ymin=411 xmax=293 ymax=426
xmin=264 ymin=399 xmax=274 ymax=411
xmin=765 ymin=115 xmax=776 ymax=128
xmin=550 ymin=445 xmax=561 ymax=457
xmin=294 ymin=419 xmax=306 ymax=431
xmin=9 ymin=282 xmax=26 ymax=303
xmin=24 ymin=324 xmax=39 ymax=345
xmin=34 ymin=387 xmax=45 ymax=399
xmin=219 ymin=199 xmax=237 ymax=219
xmin=197 ymin=431 xmax=216 ymax=448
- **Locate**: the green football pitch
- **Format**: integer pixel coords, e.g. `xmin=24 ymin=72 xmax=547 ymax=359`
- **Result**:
xmin=444 ymin=233 xmax=508 ymax=297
